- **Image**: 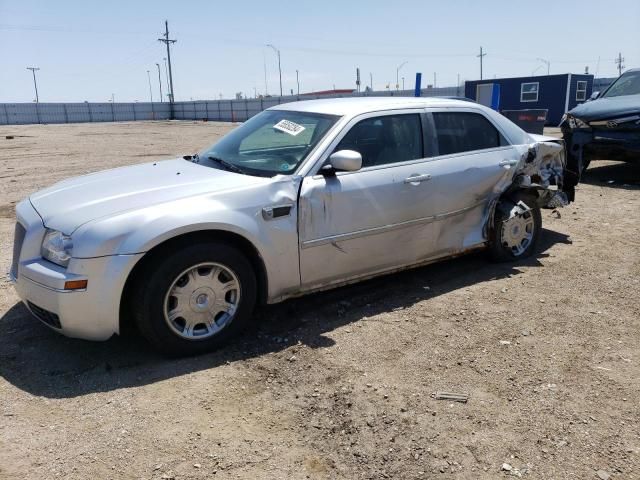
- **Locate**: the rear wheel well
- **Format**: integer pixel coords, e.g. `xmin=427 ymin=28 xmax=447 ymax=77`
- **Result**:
xmin=119 ymin=230 xmax=268 ymax=335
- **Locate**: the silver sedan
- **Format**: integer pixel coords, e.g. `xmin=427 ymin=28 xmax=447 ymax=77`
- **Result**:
xmin=10 ymin=97 xmax=570 ymax=355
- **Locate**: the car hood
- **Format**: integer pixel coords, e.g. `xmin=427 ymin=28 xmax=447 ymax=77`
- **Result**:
xmin=569 ymin=94 xmax=640 ymax=121
xmin=30 ymin=158 xmax=267 ymax=234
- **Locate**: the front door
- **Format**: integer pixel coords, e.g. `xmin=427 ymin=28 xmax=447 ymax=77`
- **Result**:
xmin=298 ymin=111 xmax=439 ymax=289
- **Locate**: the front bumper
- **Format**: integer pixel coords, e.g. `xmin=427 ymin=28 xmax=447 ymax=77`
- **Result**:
xmin=10 ymin=199 xmax=143 ymax=341
xmin=561 ymin=123 xmax=640 ymax=195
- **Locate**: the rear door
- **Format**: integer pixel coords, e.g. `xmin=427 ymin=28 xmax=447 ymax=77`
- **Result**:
xmin=419 ymin=108 xmax=521 ymax=251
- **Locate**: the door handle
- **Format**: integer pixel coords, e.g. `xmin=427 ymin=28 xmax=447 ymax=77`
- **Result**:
xmin=404 ymin=174 xmax=432 ymax=184
xmin=499 ymin=159 xmax=518 ymax=167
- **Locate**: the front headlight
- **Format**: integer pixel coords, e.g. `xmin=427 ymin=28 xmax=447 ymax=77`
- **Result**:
xmin=41 ymin=229 xmax=73 ymax=267
xmin=564 ymin=114 xmax=590 ymax=130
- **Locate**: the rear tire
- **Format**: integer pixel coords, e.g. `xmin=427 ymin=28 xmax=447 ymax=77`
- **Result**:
xmin=132 ymin=242 xmax=257 ymax=356
xmin=489 ymin=192 xmax=542 ymax=262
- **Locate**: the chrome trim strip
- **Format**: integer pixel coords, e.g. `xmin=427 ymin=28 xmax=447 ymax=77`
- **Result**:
xmin=301 ymin=200 xmax=486 ymax=249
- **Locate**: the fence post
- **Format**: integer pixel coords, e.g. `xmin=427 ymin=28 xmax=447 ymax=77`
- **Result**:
xmin=205 ymin=101 xmax=209 ymax=120
xmin=150 ymin=101 xmax=155 ymax=120
xmin=217 ymin=101 xmax=221 ymax=121
xmin=110 ymin=101 xmax=115 ymax=122
xmin=87 ymin=103 xmax=93 ymax=123
xmin=133 ymin=104 xmax=137 ymax=121
xmin=230 ymin=100 xmax=234 ymax=122
xmin=1 ymin=103 xmax=8 ymax=125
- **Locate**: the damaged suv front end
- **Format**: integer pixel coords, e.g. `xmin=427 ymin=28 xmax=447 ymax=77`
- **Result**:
xmin=561 ymin=68 xmax=640 ymax=192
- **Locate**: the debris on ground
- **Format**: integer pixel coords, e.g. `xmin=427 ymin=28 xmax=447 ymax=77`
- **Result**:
xmin=432 ymin=391 xmax=469 ymax=403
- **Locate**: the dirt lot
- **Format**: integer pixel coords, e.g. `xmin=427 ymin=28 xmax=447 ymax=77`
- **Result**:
xmin=0 ymin=121 xmax=638 ymax=480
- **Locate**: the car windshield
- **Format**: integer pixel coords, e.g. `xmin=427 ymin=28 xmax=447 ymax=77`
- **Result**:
xmin=199 ymin=110 xmax=339 ymax=176
xmin=602 ymin=71 xmax=640 ymax=98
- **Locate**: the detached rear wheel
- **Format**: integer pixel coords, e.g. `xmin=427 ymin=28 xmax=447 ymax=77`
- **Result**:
xmin=133 ymin=242 xmax=256 ymax=356
xmin=489 ymin=192 xmax=542 ymax=262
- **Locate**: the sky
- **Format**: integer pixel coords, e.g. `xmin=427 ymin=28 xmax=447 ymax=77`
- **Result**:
xmin=1 ymin=0 xmax=639 ymax=103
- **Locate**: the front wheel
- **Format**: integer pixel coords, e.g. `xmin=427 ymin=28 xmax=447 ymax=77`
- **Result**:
xmin=489 ymin=192 xmax=542 ymax=262
xmin=133 ymin=242 xmax=257 ymax=356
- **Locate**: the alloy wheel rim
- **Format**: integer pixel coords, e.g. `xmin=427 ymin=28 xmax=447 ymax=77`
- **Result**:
xmin=501 ymin=208 xmax=534 ymax=256
xmin=163 ymin=262 xmax=240 ymax=340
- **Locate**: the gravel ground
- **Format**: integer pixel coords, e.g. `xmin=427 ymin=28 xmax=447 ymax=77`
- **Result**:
xmin=0 ymin=121 xmax=638 ymax=480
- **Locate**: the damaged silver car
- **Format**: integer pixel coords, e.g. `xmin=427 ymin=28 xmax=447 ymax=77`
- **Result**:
xmin=10 ymin=97 xmax=570 ymax=355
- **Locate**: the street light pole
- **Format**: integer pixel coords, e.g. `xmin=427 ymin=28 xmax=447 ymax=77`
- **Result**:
xmin=396 ymin=61 xmax=407 ymax=91
xmin=26 ymin=67 xmax=40 ymax=103
xmin=296 ymin=69 xmax=300 ymax=95
xmin=163 ymin=57 xmax=170 ymax=100
xmin=146 ymin=70 xmax=154 ymax=102
xmin=155 ymin=63 xmax=163 ymax=102
xmin=266 ymin=44 xmax=282 ymax=97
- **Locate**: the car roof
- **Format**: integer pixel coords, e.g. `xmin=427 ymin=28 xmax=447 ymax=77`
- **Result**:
xmin=268 ymin=96 xmax=476 ymax=116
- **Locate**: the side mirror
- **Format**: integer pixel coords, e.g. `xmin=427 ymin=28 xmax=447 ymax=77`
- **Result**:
xmin=322 ymin=150 xmax=362 ymax=175
xmin=589 ymin=91 xmax=600 ymax=101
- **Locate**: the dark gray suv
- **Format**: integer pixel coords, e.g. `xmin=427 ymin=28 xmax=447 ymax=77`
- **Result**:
xmin=561 ymin=68 xmax=640 ymax=198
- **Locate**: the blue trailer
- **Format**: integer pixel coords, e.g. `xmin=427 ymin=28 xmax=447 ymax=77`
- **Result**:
xmin=465 ymin=73 xmax=593 ymax=126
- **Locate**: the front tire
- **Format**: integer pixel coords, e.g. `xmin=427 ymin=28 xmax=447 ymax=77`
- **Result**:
xmin=489 ymin=192 xmax=542 ymax=262
xmin=133 ymin=242 xmax=257 ymax=356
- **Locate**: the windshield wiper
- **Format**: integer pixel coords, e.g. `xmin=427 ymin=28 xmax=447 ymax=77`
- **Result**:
xmin=207 ymin=156 xmax=246 ymax=175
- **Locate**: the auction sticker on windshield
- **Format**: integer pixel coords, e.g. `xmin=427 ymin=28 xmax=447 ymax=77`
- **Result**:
xmin=273 ymin=119 xmax=306 ymax=136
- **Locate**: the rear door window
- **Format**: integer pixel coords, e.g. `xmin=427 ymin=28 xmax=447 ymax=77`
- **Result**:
xmin=432 ymin=112 xmax=507 ymax=156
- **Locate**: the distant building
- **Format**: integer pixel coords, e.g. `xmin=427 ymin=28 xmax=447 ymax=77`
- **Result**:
xmin=300 ymin=89 xmax=355 ymax=96
xmin=465 ymin=73 xmax=594 ymax=125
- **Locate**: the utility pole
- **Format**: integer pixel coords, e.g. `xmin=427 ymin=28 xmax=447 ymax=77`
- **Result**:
xmin=370 ymin=72 xmax=373 ymax=91
xmin=356 ymin=67 xmax=361 ymax=93
xmin=537 ymin=58 xmax=550 ymax=75
xmin=296 ymin=69 xmax=300 ymax=95
xmin=158 ymin=21 xmax=176 ymax=104
xmin=266 ymin=44 xmax=282 ymax=96
xmin=615 ymin=52 xmax=625 ymax=76
xmin=146 ymin=70 xmax=154 ymax=102
xmin=26 ymin=67 xmax=40 ymax=103
xmin=396 ymin=61 xmax=407 ymax=91
xmin=402 ymin=77 xmax=405 ymax=90
xmin=155 ymin=63 xmax=163 ymax=102
xmin=477 ymin=46 xmax=486 ymax=80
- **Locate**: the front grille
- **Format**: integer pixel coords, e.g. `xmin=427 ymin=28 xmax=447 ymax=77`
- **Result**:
xmin=27 ymin=302 xmax=62 ymax=329
xmin=11 ymin=222 xmax=26 ymax=279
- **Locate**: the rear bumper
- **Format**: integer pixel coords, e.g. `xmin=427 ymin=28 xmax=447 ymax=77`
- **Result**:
xmin=11 ymin=199 xmax=143 ymax=341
